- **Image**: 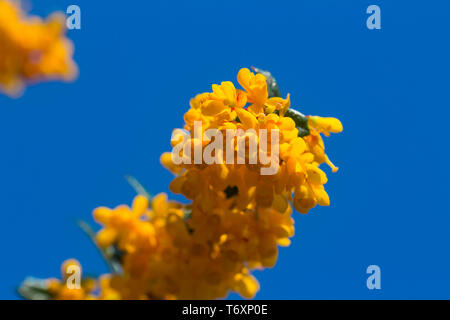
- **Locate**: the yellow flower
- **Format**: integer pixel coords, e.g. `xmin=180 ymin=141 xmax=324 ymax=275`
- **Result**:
xmin=210 ymin=81 xmax=247 ymax=109
xmin=233 ymin=270 xmax=260 ymax=299
xmin=308 ymin=116 xmax=343 ymax=137
xmin=237 ymin=68 xmax=290 ymax=116
xmin=265 ymin=94 xmax=291 ymax=114
xmin=237 ymin=68 xmax=268 ymax=107
xmin=304 ymin=116 xmax=342 ymax=172
xmin=0 ymin=0 xmax=77 ymax=96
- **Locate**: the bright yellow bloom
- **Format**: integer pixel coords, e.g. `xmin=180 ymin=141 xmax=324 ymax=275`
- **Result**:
xmin=304 ymin=115 xmax=343 ymax=173
xmin=89 ymin=194 xmax=293 ymax=299
xmin=237 ymin=68 xmax=268 ymax=107
xmin=0 ymin=0 xmax=77 ymax=96
xmin=209 ymin=81 xmax=247 ymax=109
xmin=237 ymin=68 xmax=290 ymax=115
xmin=308 ymin=116 xmax=343 ymax=137
xmin=164 ymin=68 xmax=342 ymax=214
xmin=93 ymin=195 xmax=156 ymax=251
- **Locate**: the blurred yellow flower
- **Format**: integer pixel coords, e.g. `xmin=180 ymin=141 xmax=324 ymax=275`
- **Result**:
xmin=0 ymin=0 xmax=77 ymax=96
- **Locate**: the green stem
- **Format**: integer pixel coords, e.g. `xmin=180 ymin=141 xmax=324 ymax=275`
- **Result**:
xmin=77 ymin=220 xmax=120 ymax=274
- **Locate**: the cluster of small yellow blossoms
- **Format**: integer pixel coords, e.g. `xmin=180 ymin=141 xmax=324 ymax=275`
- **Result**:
xmin=92 ymin=194 xmax=285 ymax=299
xmin=0 ymin=0 xmax=77 ymax=96
xmin=161 ymin=68 xmax=343 ymax=214
xmin=20 ymin=68 xmax=342 ymax=300
xmin=40 ymin=193 xmax=285 ymax=299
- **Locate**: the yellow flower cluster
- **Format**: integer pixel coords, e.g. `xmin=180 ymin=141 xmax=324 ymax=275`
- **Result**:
xmin=162 ymin=68 xmax=343 ymax=214
xmin=82 ymin=68 xmax=339 ymax=299
xmin=42 ymin=192 xmax=292 ymax=299
xmin=92 ymin=193 xmax=293 ymax=299
xmin=22 ymin=68 xmax=341 ymax=300
xmin=0 ymin=0 xmax=77 ymax=96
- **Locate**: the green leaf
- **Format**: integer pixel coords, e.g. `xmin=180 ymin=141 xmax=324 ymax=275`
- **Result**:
xmin=283 ymin=108 xmax=310 ymax=137
xmin=17 ymin=277 xmax=52 ymax=300
xmin=125 ymin=175 xmax=153 ymax=201
xmin=77 ymin=220 xmax=122 ymax=274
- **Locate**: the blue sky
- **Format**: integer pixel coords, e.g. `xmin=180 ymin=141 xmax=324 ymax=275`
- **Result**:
xmin=1 ymin=0 xmax=449 ymax=299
